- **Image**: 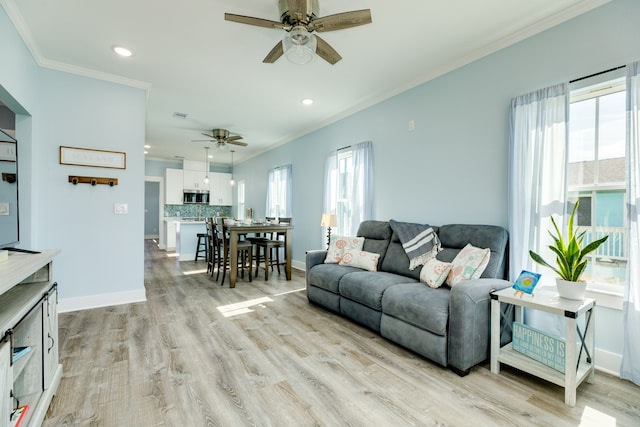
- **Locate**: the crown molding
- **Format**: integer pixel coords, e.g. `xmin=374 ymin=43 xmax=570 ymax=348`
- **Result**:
xmin=1 ymin=0 xmax=151 ymax=91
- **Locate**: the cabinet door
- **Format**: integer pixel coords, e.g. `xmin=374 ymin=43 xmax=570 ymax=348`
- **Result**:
xmin=165 ymin=168 xmax=184 ymax=205
xmin=0 ymin=339 xmax=10 ymax=427
xmin=210 ymin=173 xmax=232 ymax=206
xmin=166 ymin=221 xmax=177 ymax=250
xmin=43 ymin=286 xmax=59 ymax=389
xmin=183 ymin=169 xmax=207 ymax=191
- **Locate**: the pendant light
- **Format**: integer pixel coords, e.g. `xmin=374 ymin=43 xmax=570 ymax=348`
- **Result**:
xmin=230 ymin=149 xmax=235 ymax=186
xmin=203 ymin=146 xmax=210 ymax=184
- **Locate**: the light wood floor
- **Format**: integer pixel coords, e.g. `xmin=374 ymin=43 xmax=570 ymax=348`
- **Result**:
xmin=43 ymin=240 xmax=640 ymax=426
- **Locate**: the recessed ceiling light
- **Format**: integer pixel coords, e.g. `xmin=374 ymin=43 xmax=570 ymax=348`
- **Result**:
xmin=112 ymin=46 xmax=133 ymax=57
xmin=144 ymin=144 xmax=150 ymax=149
xmin=302 ymin=98 xmax=313 ymax=106
xmin=144 ymin=150 xmax=148 ymax=154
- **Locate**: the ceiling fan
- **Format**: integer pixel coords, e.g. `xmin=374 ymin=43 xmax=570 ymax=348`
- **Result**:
xmin=225 ymin=0 xmax=372 ymax=65
xmin=193 ymin=129 xmax=248 ymax=150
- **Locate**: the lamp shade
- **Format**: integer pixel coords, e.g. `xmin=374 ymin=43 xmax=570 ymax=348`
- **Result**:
xmin=320 ymin=213 xmax=337 ymax=227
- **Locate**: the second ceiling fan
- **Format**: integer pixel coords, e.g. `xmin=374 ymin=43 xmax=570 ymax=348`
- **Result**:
xmin=225 ymin=0 xmax=372 ymax=65
xmin=195 ymin=129 xmax=248 ymax=150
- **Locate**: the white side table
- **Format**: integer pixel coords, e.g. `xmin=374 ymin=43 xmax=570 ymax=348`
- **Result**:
xmin=490 ymin=287 xmax=595 ymax=406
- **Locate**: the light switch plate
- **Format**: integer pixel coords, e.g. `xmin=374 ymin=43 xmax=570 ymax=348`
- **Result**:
xmin=0 ymin=202 xmax=9 ymax=215
xmin=114 ymin=203 xmax=128 ymax=214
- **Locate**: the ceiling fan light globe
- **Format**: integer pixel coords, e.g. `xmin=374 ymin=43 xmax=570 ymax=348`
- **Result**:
xmin=283 ymin=28 xmax=316 ymax=65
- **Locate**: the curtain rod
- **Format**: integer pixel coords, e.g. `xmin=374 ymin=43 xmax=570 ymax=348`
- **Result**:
xmin=337 ymin=145 xmax=351 ymax=152
xmin=570 ymin=65 xmax=625 ymax=84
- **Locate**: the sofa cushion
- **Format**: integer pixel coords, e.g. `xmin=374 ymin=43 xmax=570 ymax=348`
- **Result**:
xmin=356 ymin=220 xmax=393 ymax=265
xmin=339 ymin=250 xmax=380 ymax=272
xmin=437 ymin=224 xmax=509 ymax=279
xmin=381 ymin=283 xmax=450 ymax=336
xmin=339 ymin=271 xmax=417 ymax=311
xmin=420 ymin=258 xmax=452 ymax=288
xmin=324 ymin=235 xmax=365 ymax=264
xmin=307 ymin=264 xmax=362 ymax=294
xmin=446 ymin=244 xmax=491 ymax=287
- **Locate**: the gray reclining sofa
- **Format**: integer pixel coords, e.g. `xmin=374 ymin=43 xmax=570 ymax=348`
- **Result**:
xmin=306 ymin=220 xmax=510 ymax=375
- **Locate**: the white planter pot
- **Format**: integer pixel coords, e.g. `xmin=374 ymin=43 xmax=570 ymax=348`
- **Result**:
xmin=555 ymin=278 xmax=587 ymax=300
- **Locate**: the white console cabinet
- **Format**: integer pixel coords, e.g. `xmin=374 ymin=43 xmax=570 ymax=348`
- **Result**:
xmin=0 ymin=250 xmax=62 ymax=427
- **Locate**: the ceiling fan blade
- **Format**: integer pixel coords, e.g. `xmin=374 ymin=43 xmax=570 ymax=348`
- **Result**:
xmin=311 ymin=10 xmax=372 ymax=32
xmin=287 ymin=0 xmax=308 ymax=22
xmin=227 ymin=140 xmax=248 ymax=147
xmin=226 ymin=135 xmax=243 ymax=141
xmin=315 ymin=35 xmax=342 ymax=65
xmin=224 ymin=13 xmax=287 ymax=30
xmin=192 ymin=139 xmax=214 ymax=142
xmin=263 ymin=41 xmax=284 ymax=63
xmin=201 ymin=133 xmax=215 ymax=139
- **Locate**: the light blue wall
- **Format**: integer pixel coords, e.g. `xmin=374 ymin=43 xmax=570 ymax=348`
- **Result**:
xmin=234 ymin=0 xmax=640 ymax=364
xmin=1 ymin=6 xmax=146 ymax=307
xmin=35 ymin=68 xmax=146 ymax=302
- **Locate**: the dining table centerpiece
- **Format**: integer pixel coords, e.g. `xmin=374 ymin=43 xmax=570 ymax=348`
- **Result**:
xmin=529 ymin=201 xmax=609 ymax=300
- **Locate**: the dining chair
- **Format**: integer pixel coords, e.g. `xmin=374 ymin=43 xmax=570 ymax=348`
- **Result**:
xmin=215 ymin=217 xmax=253 ymax=285
xmin=254 ymin=217 xmax=291 ymax=280
xmin=206 ymin=217 xmax=220 ymax=277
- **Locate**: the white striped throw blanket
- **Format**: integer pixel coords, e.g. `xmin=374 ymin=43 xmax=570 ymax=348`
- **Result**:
xmin=389 ymin=219 xmax=441 ymax=270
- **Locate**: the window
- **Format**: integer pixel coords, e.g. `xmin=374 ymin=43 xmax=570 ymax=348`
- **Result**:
xmin=266 ymin=164 xmax=292 ymax=219
xmin=336 ymin=149 xmax=354 ymax=235
xmin=568 ymin=77 xmax=626 ymax=295
xmin=237 ymin=180 xmax=245 ymax=220
xmin=323 ymin=141 xmax=373 ymax=238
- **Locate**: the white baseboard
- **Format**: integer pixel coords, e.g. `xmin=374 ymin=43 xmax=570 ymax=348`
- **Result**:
xmin=292 ymin=259 xmax=305 ymax=271
xmin=595 ymin=348 xmax=621 ymax=377
xmin=58 ymin=288 xmax=147 ymax=313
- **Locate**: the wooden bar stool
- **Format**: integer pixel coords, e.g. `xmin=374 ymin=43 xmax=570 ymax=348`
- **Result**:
xmin=195 ymin=232 xmax=208 ymax=262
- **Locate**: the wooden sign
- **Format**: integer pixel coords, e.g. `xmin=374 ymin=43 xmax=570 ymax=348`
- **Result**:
xmin=512 ymin=322 xmax=566 ymax=373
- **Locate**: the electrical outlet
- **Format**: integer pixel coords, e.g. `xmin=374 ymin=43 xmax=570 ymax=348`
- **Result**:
xmin=114 ymin=203 xmax=128 ymax=214
xmin=408 ymin=119 xmax=415 ymax=131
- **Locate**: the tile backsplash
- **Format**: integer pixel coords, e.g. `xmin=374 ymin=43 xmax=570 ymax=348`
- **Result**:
xmin=165 ymin=204 xmax=231 ymax=218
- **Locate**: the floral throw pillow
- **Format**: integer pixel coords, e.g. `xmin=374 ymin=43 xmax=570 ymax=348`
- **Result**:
xmin=420 ymin=258 xmax=453 ymax=288
xmin=339 ymin=250 xmax=380 ymax=272
xmin=446 ymin=244 xmax=491 ymax=287
xmin=324 ymin=235 xmax=365 ymax=264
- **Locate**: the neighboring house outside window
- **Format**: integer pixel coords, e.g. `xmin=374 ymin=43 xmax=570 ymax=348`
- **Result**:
xmin=568 ymin=77 xmax=626 ymax=299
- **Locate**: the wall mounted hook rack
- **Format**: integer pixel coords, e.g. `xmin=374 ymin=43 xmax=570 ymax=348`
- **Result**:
xmin=68 ymin=176 xmax=118 ymax=187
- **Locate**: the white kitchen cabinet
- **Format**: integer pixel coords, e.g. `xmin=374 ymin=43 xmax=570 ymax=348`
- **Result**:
xmin=209 ymin=172 xmax=232 ymax=206
xmin=165 ymin=220 xmax=177 ymax=250
xmin=182 ymin=160 xmax=206 ymax=171
xmin=183 ymin=169 xmax=208 ymax=191
xmin=165 ymin=168 xmax=184 ymax=205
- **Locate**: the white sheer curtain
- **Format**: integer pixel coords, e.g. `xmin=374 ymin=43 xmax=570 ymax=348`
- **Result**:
xmin=508 ymin=83 xmax=569 ymax=334
xmin=349 ymin=141 xmax=374 ymax=234
xmin=322 ymin=141 xmax=373 ymax=242
xmin=621 ymin=61 xmax=640 ymax=386
xmin=265 ymin=164 xmax=292 ymax=218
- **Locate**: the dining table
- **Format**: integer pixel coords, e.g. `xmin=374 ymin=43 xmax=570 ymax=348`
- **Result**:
xmin=225 ymin=222 xmax=294 ymax=288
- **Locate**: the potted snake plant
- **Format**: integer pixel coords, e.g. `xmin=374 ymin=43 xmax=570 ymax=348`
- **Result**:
xmin=529 ymin=201 xmax=609 ymax=300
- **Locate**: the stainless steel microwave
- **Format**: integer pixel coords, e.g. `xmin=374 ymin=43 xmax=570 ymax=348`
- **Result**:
xmin=183 ymin=190 xmax=209 ymax=204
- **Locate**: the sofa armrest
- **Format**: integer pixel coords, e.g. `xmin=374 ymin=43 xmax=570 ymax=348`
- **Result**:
xmin=306 ymin=250 xmax=327 ymax=280
xmin=447 ymin=278 xmax=512 ymax=373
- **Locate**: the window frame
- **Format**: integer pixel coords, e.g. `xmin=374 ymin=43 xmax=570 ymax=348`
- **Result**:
xmin=568 ymin=76 xmax=626 ymax=308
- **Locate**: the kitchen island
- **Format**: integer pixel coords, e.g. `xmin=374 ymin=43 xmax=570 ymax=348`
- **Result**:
xmin=175 ymin=220 xmax=207 ymax=261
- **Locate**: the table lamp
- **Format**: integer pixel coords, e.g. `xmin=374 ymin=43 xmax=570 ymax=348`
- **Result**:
xmin=320 ymin=214 xmax=337 ymax=248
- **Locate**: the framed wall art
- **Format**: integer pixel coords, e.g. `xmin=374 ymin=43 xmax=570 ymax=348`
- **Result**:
xmin=60 ymin=146 xmax=126 ymax=169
